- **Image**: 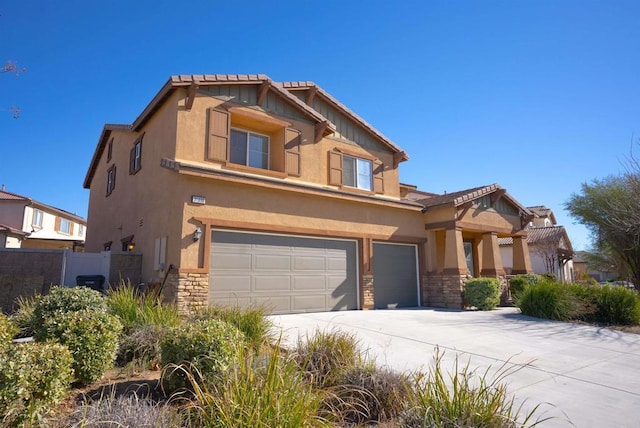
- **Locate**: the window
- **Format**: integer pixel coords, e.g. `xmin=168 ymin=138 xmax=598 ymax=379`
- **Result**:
xmin=107 ymin=138 xmax=113 ymax=162
xmin=32 ymin=209 xmax=43 ymax=228
xmin=130 ymin=136 xmax=142 ymax=174
xmin=78 ymin=224 xmax=84 ymax=237
xmin=343 ymin=155 xmax=372 ymax=191
xmin=230 ymin=129 xmax=269 ymax=169
xmin=106 ymin=165 xmax=116 ymax=195
xmin=58 ymin=218 xmax=71 ymax=235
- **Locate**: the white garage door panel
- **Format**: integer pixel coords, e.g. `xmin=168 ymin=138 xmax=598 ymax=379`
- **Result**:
xmin=210 ymin=231 xmax=358 ymax=314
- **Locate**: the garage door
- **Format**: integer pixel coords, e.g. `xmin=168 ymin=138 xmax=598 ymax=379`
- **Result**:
xmin=372 ymin=242 xmax=419 ymax=309
xmin=210 ymin=230 xmax=358 ymax=314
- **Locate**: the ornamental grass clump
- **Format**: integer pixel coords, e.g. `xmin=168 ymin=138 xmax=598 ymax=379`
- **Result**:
xmin=595 ymin=285 xmax=640 ymax=325
xmin=0 ymin=342 xmax=73 ymax=427
xmin=186 ymin=342 xmax=329 ymax=428
xmin=509 ymin=274 xmax=543 ymax=301
xmin=463 ymin=277 xmax=501 ymax=310
xmin=402 ymin=349 xmax=549 ymax=427
xmin=9 ymin=294 xmax=39 ymax=338
xmin=293 ymin=329 xmax=362 ymax=389
xmin=160 ymin=319 xmax=244 ymax=393
xmin=516 ymin=280 xmax=580 ymax=321
xmin=36 ymin=308 xmax=122 ymax=385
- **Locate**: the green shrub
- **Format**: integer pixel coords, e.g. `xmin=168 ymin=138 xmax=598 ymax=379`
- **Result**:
xmin=326 ymin=363 xmax=408 ymax=425
xmin=509 ymin=274 xmax=542 ymax=300
xmin=117 ymin=324 xmax=168 ymax=368
xmin=463 ymin=278 xmax=500 ymax=310
xmin=187 ymin=343 xmax=329 ymax=428
xmin=516 ymin=281 xmax=584 ymax=321
xmin=0 ymin=342 xmax=73 ymax=426
xmin=189 ymin=304 xmax=273 ymax=351
xmin=293 ymin=329 xmax=362 ymax=389
xmin=595 ymin=286 xmax=640 ymax=325
xmin=33 ymin=286 xmax=107 ymax=333
xmin=160 ymin=319 xmax=244 ymax=393
xmin=36 ymin=309 xmax=122 ymax=385
xmin=9 ymin=294 xmax=40 ymax=338
xmin=107 ymin=282 xmax=181 ymax=334
xmin=402 ymin=349 xmax=547 ymax=427
xmin=0 ymin=313 xmax=17 ymax=346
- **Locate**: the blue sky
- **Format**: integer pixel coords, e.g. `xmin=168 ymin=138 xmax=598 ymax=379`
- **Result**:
xmin=2 ymin=0 xmax=639 ymax=251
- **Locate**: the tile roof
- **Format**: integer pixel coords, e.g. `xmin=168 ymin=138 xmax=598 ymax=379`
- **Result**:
xmin=0 ymin=189 xmax=29 ymax=201
xmin=419 ymin=184 xmax=499 ymax=207
xmin=499 ymin=226 xmax=574 ymax=253
xmin=0 ymin=223 xmax=27 ymax=235
xmin=527 ymin=205 xmax=556 ymax=223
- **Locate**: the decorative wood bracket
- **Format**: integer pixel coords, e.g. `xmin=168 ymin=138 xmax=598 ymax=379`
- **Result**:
xmin=306 ymin=85 xmax=318 ymax=106
xmin=257 ymin=81 xmax=270 ymax=106
xmin=314 ymin=121 xmax=329 ymax=142
xmin=457 ymin=201 xmax=473 ymax=220
xmin=185 ymin=82 xmax=199 ymax=110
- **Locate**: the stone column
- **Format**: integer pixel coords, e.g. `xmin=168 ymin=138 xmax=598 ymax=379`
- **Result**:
xmin=511 ymin=235 xmax=533 ymax=274
xmin=362 ymin=274 xmax=375 ymax=310
xmin=480 ymin=232 xmax=505 ymax=276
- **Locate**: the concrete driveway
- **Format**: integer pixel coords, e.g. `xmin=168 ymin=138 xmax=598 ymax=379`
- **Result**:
xmin=270 ymin=307 xmax=640 ymax=427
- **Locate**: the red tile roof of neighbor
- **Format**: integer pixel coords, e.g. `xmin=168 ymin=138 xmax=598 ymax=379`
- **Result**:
xmin=527 ymin=205 xmax=557 ymax=224
xmin=0 ymin=189 xmax=30 ymax=201
xmin=499 ymin=225 xmax=574 ymax=252
xmin=0 ymin=189 xmax=85 ymax=222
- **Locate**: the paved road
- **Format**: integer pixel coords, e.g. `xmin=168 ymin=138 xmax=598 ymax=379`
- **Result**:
xmin=270 ymin=307 xmax=640 ymax=427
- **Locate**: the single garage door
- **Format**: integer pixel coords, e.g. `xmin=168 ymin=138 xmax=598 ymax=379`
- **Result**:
xmin=372 ymin=242 xmax=419 ymax=309
xmin=210 ymin=230 xmax=358 ymax=314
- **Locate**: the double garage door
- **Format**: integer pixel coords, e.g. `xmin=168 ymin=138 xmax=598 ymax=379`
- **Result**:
xmin=209 ymin=230 xmax=418 ymax=314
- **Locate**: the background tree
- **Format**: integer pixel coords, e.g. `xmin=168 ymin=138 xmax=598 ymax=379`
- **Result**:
xmin=530 ymin=237 xmax=559 ymax=276
xmin=565 ymin=155 xmax=640 ymax=289
xmin=2 ymin=59 xmax=26 ymax=118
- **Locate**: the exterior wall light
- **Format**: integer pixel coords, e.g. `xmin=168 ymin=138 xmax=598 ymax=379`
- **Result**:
xmin=193 ymin=227 xmax=203 ymax=242
xmin=127 ymin=243 xmax=135 ymax=251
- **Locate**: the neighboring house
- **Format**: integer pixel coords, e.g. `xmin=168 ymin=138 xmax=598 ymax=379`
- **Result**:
xmin=84 ymin=74 xmax=534 ymax=313
xmin=573 ymin=250 xmax=617 ymax=283
xmin=500 ymin=205 xmax=574 ymax=282
xmin=0 ymin=187 xmax=86 ymax=250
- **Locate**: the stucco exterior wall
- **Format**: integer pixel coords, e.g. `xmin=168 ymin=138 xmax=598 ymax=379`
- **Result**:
xmin=0 ymin=201 xmax=26 ymax=230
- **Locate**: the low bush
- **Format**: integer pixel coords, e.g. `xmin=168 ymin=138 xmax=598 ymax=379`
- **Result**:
xmin=36 ymin=309 xmax=122 ymax=385
xmin=56 ymin=393 xmax=186 ymax=428
xmin=0 ymin=313 xmax=17 ymax=346
xmin=595 ymin=286 xmax=640 ymax=325
xmin=402 ymin=349 xmax=547 ymax=427
xmin=107 ymin=282 xmax=181 ymax=334
xmin=189 ymin=304 xmax=273 ymax=351
xmin=187 ymin=343 xmax=329 ymax=428
xmin=0 ymin=342 xmax=73 ymax=427
xmin=117 ymin=323 xmax=168 ymax=368
xmin=293 ymin=329 xmax=362 ymax=389
xmin=463 ymin=278 xmax=501 ymax=310
xmin=326 ymin=363 xmax=408 ymax=425
xmin=33 ymin=286 xmax=107 ymax=333
xmin=516 ymin=281 xmax=582 ymax=321
xmin=9 ymin=294 xmax=40 ymax=338
xmin=509 ymin=274 xmax=542 ymax=300
xmin=160 ymin=319 xmax=244 ymax=393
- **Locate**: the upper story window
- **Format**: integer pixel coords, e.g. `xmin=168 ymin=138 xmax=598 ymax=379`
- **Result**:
xmin=58 ymin=218 xmax=71 ymax=235
xmin=130 ymin=136 xmax=143 ymax=174
xmin=343 ymin=155 xmax=372 ymax=191
xmin=329 ymin=150 xmax=384 ymax=194
xmin=106 ymin=164 xmax=117 ymax=196
xmin=32 ymin=209 xmax=43 ymax=228
xmin=230 ymin=129 xmax=269 ymax=169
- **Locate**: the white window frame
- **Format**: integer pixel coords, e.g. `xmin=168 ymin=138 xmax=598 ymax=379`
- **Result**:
xmin=343 ymin=155 xmax=373 ymax=191
xmin=32 ymin=209 xmax=43 ymax=229
xmin=229 ymin=128 xmax=270 ymax=170
xmin=59 ymin=218 xmax=71 ymax=235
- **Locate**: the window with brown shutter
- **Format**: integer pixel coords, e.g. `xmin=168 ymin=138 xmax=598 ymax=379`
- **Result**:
xmin=373 ymin=159 xmax=384 ymax=194
xmin=207 ymin=108 xmax=230 ymax=161
xmin=329 ymin=149 xmax=384 ymax=193
xmin=130 ymin=135 xmax=143 ymax=175
xmin=284 ymin=128 xmax=301 ymax=176
xmin=329 ymin=151 xmax=343 ymax=185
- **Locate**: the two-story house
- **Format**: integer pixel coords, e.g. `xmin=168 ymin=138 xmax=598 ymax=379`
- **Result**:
xmin=84 ymin=74 xmax=534 ymax=313
xmin=0 ymin=187 xmax=86 ymax=250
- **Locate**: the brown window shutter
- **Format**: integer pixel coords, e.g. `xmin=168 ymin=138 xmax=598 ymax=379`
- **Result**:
xmin=69 ymin=222 xmax=74 ymax=235
xmin=207 ymin=108 xmax=230 ymax=161
xmin=113 ymin=165 xmax=117 ymax=190
xmin=129 ymin=146 xmax=135 ymax=174
xmin=55 ymin=217 xmax=60 ymax=232
xmin=373 ymin=160 xmax=384 ymax=194
xmin=329 ymin=151 xmax=343 ymax=186
xmin=284 ymin=128 xmax=301 ymax=176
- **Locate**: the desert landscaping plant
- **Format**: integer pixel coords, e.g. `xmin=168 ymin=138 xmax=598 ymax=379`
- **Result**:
xmin=116 ymin=323 xmax=168 ymax=369
xmin=36 ymin=308 xmax=122 ymax=385
xmin=32 ymin=286 xmax=107 ymax=334
xmin=595 ymin=285 xmax=640 ymax=325
xmin=403 ymin=349 xmax=547 ymax=427
xmin=8 ymin=294 xmax=39 ymax=338
xmin=0 ymin=342 xmax=73 ymax=427
xmin=509 ymin=274 xmax=542 ymax=301
xmin=463 ymin=277 xmax=501 ymax=310
xmin=160 ymin=318 xmax=244 ymax=393
xmin=0 ymin=313 xmax=17 ymax=346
